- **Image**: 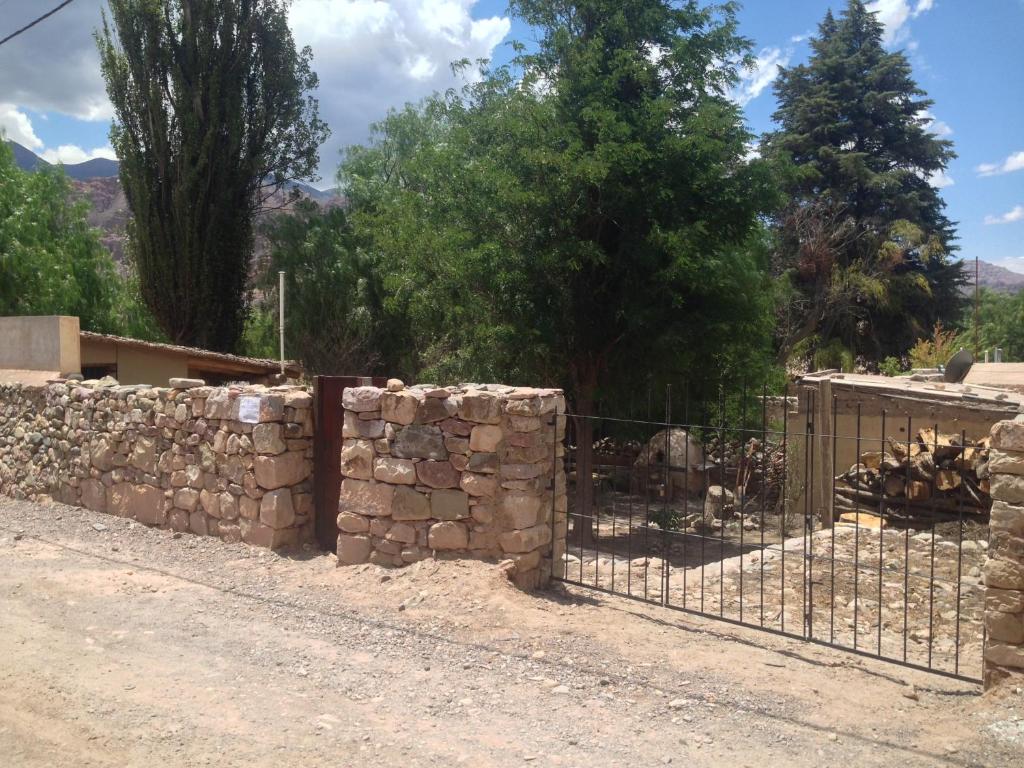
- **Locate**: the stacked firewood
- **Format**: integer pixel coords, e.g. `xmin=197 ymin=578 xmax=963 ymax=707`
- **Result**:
xmin=833 ymin=428 xmax=992 ymax=524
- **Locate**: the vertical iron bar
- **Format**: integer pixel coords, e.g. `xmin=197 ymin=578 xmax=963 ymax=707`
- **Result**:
xmin=593 ymin=417 xmax=601 ymax=591
xmin=830 ymin=394 xmax=839 ymax=644
xmin=805 ymin=389 xmax=815 ymax=639
xmin=780 ymin=382 xmax=789 ymax=633
xmin=927 ymin=422 xmax=939 ymax=669
xmin=954 ymin=429 xmax=966 ymax=676
xmin=719 ymin=383 xmax=726 ymax=617
xmin=877 ymin=410 xmax=887 ymax=656
xmin=760 ymin=382 xmax=768 ymax=628
xmin=853 ymin=403 xmax=862 ymax=650
xmin=903 ymin=416 xmax=912 ymax=663
xmin=663 ymin=385 xmax=672 ymax=607
xmin=740 ymin=379 xmax=747 ymax=622
xmin=682 ymin=397 xmax=690 ymax=610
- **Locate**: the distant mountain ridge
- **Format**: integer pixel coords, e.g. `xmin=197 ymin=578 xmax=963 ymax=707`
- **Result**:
xmin=6 ymin=139 xmax=344 ymax=265
xmin=973 ymin=259 xmax=1024 ymax=294
xmin=5 ymin=139 xmax=339 ymax=202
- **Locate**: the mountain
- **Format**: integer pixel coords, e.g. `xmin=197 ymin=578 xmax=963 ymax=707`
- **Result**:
xmin=7 ymin=139 xmax=336 ymax=198
xmin=7 ymin=139 xmax=344 ymax=264
xmin=8 ymin=140 xmax=48 ymax=172
xmin=6 ymin=139 xmax=120 ymax=180
xmin=972 ymin=259 xmax=1024 ymax=294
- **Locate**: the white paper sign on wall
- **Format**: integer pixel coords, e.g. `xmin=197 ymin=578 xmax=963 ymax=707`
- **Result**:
xmin=237 ymin=396 xmax=261 ymax=424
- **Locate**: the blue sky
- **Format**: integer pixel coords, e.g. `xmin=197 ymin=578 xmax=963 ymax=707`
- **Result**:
xmin=1 ymin=0 xmax=1022 ymax=271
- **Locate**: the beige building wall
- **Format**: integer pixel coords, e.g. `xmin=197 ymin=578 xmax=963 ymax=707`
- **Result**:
xmin=0 ymin=316 xmax=80 ymax=374
xmin=80 ymin=337 xmax=189 ymax=386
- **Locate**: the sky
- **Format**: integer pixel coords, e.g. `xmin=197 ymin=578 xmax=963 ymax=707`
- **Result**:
xmin=0 ymin=0 xmax=1022 ymax=272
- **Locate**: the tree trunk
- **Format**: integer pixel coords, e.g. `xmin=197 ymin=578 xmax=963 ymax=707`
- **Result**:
xmin=571 ymin=363 xmax=598 ymax=549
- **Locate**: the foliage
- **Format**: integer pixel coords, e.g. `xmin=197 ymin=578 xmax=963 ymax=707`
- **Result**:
xmin=765 ymin=0 xmax=966 ymax=366
xmin=97 ymin=0 xmax=329 ymax=352
xmin=0 ymin=139 xmax=159 ymax=339
xmin=246 ymin=202 xmax=412 ymax=376
xmin=812 ymin=338 xmax=855 ymax=373
xmin=342 ymin=0 xmax=780 ymax=411
xmin=908 ymin=322 xmax=960 ymax=369
xmin=957 ymin=288 xmax=1024 ymax=362
xmin=879 ymin=356 xmax=906 ymax=377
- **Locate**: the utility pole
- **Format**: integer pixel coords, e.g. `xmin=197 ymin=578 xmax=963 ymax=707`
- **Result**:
xmin=974 ymin=256 xmax=980 ymax=358
xmin=279 ymin=271 xmax=286 ymax=378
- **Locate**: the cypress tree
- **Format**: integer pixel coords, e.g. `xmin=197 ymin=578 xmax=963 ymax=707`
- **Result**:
xmin=97 ymin=1 xmax=328 ymax=352
xmin=766 ymin=0 xmax=965 ymax=364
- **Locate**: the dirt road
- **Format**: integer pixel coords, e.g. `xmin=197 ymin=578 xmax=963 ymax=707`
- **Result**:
xmin=1 ymin=497 xmax=1021 ymax=767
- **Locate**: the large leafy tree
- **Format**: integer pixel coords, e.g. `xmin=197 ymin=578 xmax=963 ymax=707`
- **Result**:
xmin=244 ymin=202 xmax=413 ymax=376
xmin=97 ymin=0 xmax=328 ymax=352
xmin=0 ymin=139 xmax=157 ymax=338
xmin=344 ymin=0 xmax=779 ymax=538
xmin=345 ymin=0 xmax=777 ymax=401
xmin=765 ymin=0 xmax=965 ymax=365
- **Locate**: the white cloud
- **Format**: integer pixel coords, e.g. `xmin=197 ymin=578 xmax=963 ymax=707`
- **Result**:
xmin=730 ymin=47 xmax=789 ymax=107
xmin=790 ymin=31 xmax=812 ymax=44
xmin=0 ymin=1 xmax=113 ymax=121
xmin=1 ymin=0 xmax=511 ymax=183
xmin=976 ymin=151 xmax=1024 ymax=177
xmin=867 ymin=0 xmax=934 ymax=47
xmin=919 ymin=110 xmax=952 ymax=137
xmin=40 ymin=144 xmax=117 ymax=164
xmin=288 ymin=0 xmax=511 ymax=181
xmin=928 ymin=169 xmax=954 ymax=188
xmin=0 ymin=103 xmax=44 ymax=150
xmin=985 ymin=205 xmax=1024 ymax=225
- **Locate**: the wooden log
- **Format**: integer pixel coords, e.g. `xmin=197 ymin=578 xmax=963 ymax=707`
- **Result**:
xmin=861 ymin=451 xmax=885 ymax=470
xmin=834 ymin=485 xmax=986 ymax=515
xmin=883 ymin=474 xmax=906 ymax=497
xmin=907 ymin=480 xmax=931 ymax=502
xmin=909 ymin=452 xmax=935 ymax=482
xmin=935 ymin=469 xmax=961 ymax=492
xmin=889 ymin=438 xmax=921 ymax=460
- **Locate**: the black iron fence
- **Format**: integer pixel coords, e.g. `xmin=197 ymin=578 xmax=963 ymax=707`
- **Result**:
xmin=553 ymin=382 xmax=990 ymax=683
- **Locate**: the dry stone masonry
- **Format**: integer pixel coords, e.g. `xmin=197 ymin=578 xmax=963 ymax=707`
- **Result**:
xmin=0 ymin=380 xmax=313 ymax=548
xmin=336 ymin=381 xmax=566 ymax=589
xmin=984 ymin=415 xmax=1024 ymax=689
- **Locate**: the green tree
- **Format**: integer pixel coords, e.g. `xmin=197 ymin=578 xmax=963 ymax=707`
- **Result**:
xmin=245 ymin=202 xmax=412 ymax=376
xmin=961 ymin=289 xmax=1024 ymax=362
xmin=344 ymin=0 xmax=780 ymax=538
xmin=765 ymin=0 xmax=965 ymax=365
xmin=97 ymin=0 xmax=329 ymax=352
xmin=0 ymin=139 xmax=157 ymax=338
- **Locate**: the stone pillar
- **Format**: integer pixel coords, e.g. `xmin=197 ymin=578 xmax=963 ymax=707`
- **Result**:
xmin=983 ymin=416 xmax=1024 ymax=689
xmin=334 ymin=383 xmax=566 ymax=589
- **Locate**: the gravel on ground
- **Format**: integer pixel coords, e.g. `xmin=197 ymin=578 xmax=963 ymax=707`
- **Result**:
xmin=0 ymin=496 xmax=1021 ymax=767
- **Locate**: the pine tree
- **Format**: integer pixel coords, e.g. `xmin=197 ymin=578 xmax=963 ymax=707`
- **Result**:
xmin=765 ymin=0 xmax=965 ymax=365
xmin=97 ymin=1 xmax=328 ymax=352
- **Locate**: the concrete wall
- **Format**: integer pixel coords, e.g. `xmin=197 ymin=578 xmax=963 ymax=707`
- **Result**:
xmin=0 ymin=380 xmax=313 ymax=548
xmin=0 ymin=316 xmax=80 ymax=374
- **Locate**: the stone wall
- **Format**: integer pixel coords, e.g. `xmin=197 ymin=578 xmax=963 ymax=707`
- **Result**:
xmin=335 ymin=381 xmax=566 ymax=588
xmin=984 ymin=415 xmax=1024 ymax=689
xmin=0 ymin=380 xmax=313 ymax=548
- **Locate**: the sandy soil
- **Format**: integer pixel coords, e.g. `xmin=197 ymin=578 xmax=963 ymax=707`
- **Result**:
xmin=1 ymin=497 xmax=1022 ymax=767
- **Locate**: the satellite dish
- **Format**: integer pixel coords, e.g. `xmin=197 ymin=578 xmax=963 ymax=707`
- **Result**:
xmin=944 ymin=348 xmax=973 ymax=383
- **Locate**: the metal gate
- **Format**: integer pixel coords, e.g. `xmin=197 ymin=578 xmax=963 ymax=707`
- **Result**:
xmin=552 ymin=382 xmax=994 ymax=683
xmin=312 ymin=375 xmax=389 ymax=552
